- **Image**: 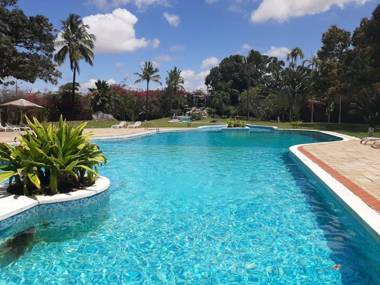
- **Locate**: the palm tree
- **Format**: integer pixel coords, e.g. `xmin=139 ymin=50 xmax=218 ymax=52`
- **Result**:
xmin=134 ymin=61 xmax=161 ymax=120
xmin=283 ymin=48 xmax=311 ymax=121
xmin=166 ymin=67 xmax=184 ymax=111
xmin=89 ymin=80 xmax=111 ymax=113
xmin=287 ymin=47 xmax=304 ymax=65
xmin=55 ymin=14 xmax=96 ymax=106
xmin=89 ymin=80 xmax=111 ymax=94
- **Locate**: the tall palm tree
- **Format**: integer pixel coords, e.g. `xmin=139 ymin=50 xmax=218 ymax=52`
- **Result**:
xmin=287 ymin=47 xmax=304 ymax=66
xmin=166 ymin=67 xmax=184 ymax=111
xmin=283 ymin=47 xmax=310 ymax=121
xmin=134 ymin=61 xmax=161 ymax=120
xmin=55 ymin=14 xmax=96 ymax=105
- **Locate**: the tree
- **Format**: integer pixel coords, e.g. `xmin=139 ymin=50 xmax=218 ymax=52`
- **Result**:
xmin=283 ymin=48 xmax=311 ymax=121
xmin=0 ymin=0 xmax=60 ymax=85
xmin=316 ymin=25 xmax=351 ymax=124
xmin=55 ymin=14 xmax=95 ymax=108
xmin=287 ymin=47 xmax=304 ymax=65
xmin=349 ymin=5 xmax=380 ymax=126
xmin=134 ymin=61 xmax=161 ymax=120
xmin=166 ymin=67 xmax=184 ymax=111
xmin=89 ymin=80 xmax=112 ymax=113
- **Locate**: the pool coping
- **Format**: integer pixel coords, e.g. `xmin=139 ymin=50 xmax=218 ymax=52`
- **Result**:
xmin=288 ymin=132 xmax=380 ymax=237
xmin=0 ymin=176 xmax=110 ymax=222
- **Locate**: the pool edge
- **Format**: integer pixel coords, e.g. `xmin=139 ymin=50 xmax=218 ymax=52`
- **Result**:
xmin=289 ymin=136 xmax=380 ymax=238
xmin=0 ymin=176 xmax=110 ymax=222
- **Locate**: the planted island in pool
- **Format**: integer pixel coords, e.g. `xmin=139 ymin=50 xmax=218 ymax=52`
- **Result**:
xmin=0 ymin=128 xmax=379 ymax=284
xmin=0 ymin=117 xmax=106 ymax=196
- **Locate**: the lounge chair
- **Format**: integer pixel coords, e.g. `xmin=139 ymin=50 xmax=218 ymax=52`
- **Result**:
xmin=0 ymin=124 xmax=10 ymax=132
xmin=19 ymin=124 xmax=31 ymax=131
xmin=5 ymin=123 xmax=20 ymax=131
xmin=111 ymin=121 xmax=127 ymax=129
xmin=371 ymin=140 xmax=380 ymax=149
xmin=127 ymin=121 xmax=142 ymax=128
xmin=360 ymin=137 xmax=380 ymax=145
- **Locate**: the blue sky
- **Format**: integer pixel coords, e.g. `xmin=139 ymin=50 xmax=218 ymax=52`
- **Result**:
xmin=16 ymin=0 xmax=378 ymax=92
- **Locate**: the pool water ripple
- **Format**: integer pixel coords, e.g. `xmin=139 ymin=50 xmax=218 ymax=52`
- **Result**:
xmin=0 ymin=130 xmax=379 ymax=284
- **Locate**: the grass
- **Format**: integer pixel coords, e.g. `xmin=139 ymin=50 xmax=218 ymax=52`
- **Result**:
xmin=48 ymin=118 xmax=378 ymax=138
xmin=141 ymin=117 xmax=379 ymax=138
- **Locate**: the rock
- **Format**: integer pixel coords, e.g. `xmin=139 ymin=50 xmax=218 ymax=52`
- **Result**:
xmin=92 ymin=111 xmax=116 ymax=121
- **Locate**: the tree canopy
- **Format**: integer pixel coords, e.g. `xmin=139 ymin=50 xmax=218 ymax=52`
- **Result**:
xmin=205 ymin=4 xmax=380 ymax=125
xmin=0 ymin=0 xmax=60 ymax=85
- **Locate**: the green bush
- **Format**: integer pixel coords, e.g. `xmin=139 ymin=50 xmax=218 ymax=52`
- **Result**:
xmin=227 ymin=119 xmax=247 ymax=128
xmin=0 ymin=117 xmax=106 ymax=196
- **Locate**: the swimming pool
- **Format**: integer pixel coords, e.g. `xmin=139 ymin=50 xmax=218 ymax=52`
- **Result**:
xmin=0 ymin=130 xmax=379 ymax=284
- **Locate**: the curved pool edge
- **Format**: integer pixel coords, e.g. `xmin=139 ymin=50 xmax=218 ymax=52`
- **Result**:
xmin=289 ymin=135 xmax=380 ymax=238
xmin=0 ymin=176 xmax=110 ymax=222
xmin=89 ymin=127 xmax=379 ymax=237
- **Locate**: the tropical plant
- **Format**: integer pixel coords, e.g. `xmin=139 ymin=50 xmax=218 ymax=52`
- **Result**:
xmin=166 ymin=67 xmax=184 ymax=111
xmin=89 ymin=80 xmax=112 ymax=113
xmin=226 ymin=119 xmax=246 ymax=128
xmin=134 ymin=61 xmax=162 ymax=120
xmin=0 ymin=116 xmax=106 ymax=196
xmin=55 ymin=14 xmax=96 ymax=107
xmin=287 ymin=47 xmax=304 ymax=65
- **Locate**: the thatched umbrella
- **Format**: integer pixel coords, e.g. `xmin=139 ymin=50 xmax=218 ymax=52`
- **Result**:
xmin=0 ymin=99 xmax=44 ymax=124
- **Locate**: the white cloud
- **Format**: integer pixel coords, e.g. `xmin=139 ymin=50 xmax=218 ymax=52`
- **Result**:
xmin=169 ymin=44 xmax=185 ymax=52
xmin=83 ymin=9 xmax=159 ymax=53
xmin=88 ymin=0 xmax=168 ymax=10
xmin=163 ymin=12 xmax=180 ymax=27
xmin=151 ymin=39 xmax=160 ymax=48
xmin=201 ymin=57 xmax=219 ymax=69
xmin=80 ymin=78 xmax=116 ymax=92
xmin=264 ymin=46 xmax=290 ymax=58
xmin=153 ymin=55 xmax=172 ymax=67
xmin=242 ymin=43 xmax=253 ymax=50
xmin=182 ymin=69 xmax=210 ymax=91
xmin=251 ymin=0 xmax=371 ymax=23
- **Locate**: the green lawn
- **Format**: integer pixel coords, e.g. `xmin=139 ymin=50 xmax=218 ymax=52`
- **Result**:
xmin=54 ymin=118 xmax=378 ymax=138
xmin=141 ymin=117 xmax=378 ymax=138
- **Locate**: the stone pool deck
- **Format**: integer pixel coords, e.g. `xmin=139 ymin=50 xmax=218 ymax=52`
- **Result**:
xmin=299 ymin=139 xmax=380 ymax=213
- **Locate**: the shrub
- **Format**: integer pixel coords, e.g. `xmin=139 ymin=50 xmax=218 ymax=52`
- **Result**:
xmin=227 ymin=119 xmax=247 ymax=128
xmin=0 ymin=117 xmax=106 ymax=196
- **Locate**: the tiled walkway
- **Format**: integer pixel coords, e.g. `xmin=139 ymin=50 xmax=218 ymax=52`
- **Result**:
xmin=300 ymin=140 xmax=380 ymax=212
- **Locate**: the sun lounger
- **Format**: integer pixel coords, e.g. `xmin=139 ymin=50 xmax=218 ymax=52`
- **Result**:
xmin=111 ymin=121 xmax=127 ymax=129
xmin=5 ymin=123 xmax=20 ymax=131
xmin=360 ymin=137 xmax=380 ymax=144
xmin=371 ymin=140 xmax=380 ymax=149
xmin=127 ymin=121 xmax=142 ymax=128
xmin=19 ymin=124 xmax=31 ymax=131
xmin=0 ymin=124 xmax=10 ymax=132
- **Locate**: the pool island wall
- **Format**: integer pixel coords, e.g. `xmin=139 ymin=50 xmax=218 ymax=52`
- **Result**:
xmin=0 ymin=176 xmax=110 ymax=222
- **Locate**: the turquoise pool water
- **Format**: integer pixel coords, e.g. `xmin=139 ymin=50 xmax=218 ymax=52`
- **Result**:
xmin=0 ymin=130 xmax=379 ymax=284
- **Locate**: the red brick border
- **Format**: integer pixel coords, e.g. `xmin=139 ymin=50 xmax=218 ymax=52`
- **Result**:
xmin=298 ymin=146 xmax=380 ymax=213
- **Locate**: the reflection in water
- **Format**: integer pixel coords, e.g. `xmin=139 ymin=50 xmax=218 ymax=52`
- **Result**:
xmin=0 ymin=227 xmax=37 ymax=266
xmin=0 ymin=192 xmax=110 ymax=267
